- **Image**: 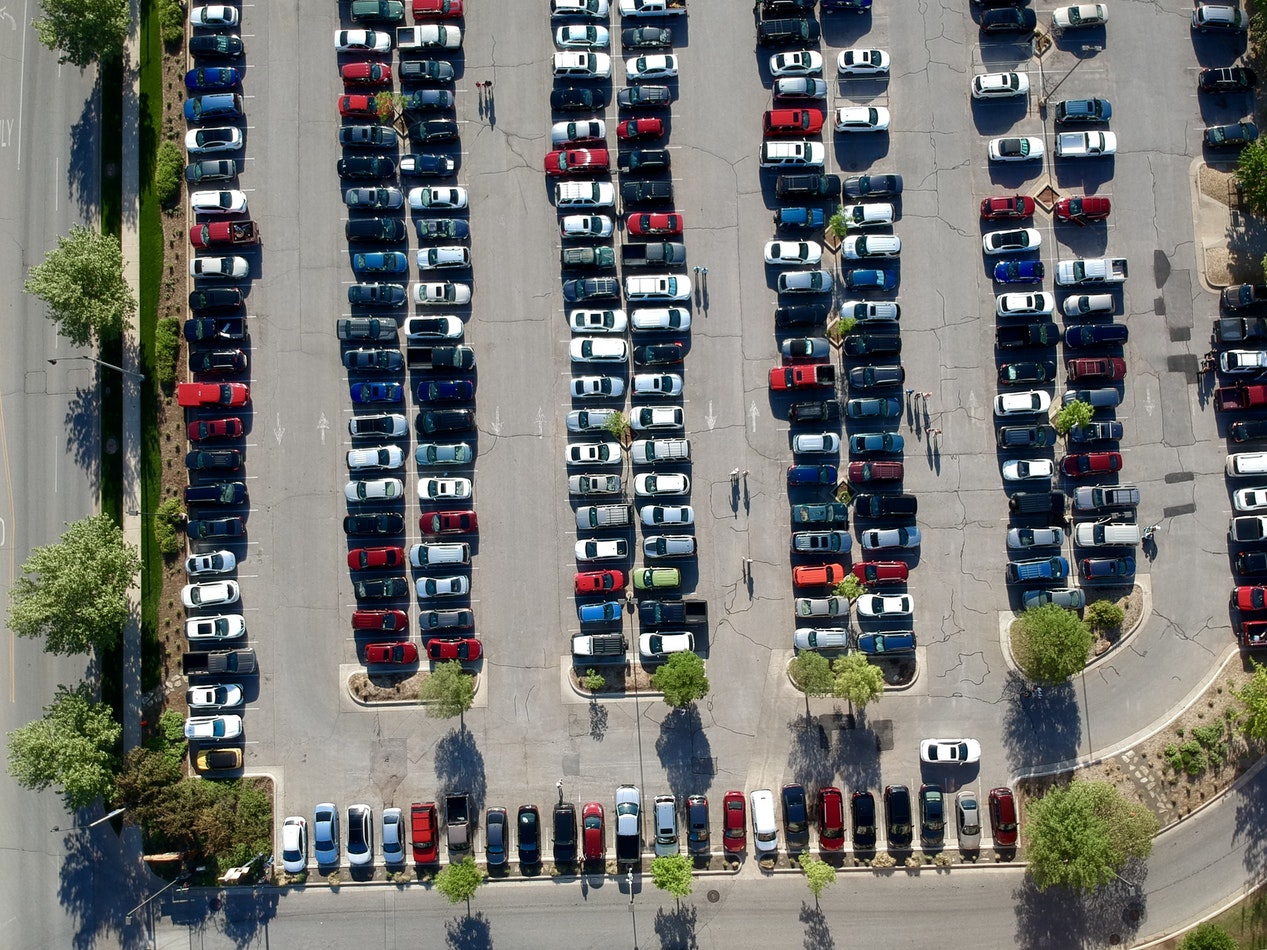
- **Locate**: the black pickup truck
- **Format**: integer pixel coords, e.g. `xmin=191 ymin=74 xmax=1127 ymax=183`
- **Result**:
xmin=637 ymin=599 xmax=708 ymax=626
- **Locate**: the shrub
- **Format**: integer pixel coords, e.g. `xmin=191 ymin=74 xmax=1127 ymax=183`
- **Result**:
xmin=159 ymin=0 xmax=185 ymax=46
xmin=152 ymin=141 xmax=184 ymax=207
xmin=1191 ymin=724 xmax=1225 ymax=748
xmin=153 ymin=316 xmax=181 ymax=387
xmin=1084 ymin=600 xmax=1124 ymax=631
xmin=146 ymin=709 xmax=187 ymax=769
xmin=153 ymin=497 xmax=186 ymax=558
xmin=583 ymin=669 xmax=606 ymax=691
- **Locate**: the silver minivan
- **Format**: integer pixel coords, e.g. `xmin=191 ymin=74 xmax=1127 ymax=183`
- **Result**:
xmin=653 ymin=795 xmax=679 ymax=857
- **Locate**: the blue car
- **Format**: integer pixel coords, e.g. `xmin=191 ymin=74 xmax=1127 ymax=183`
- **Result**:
xmin=1063 ymin=324 xmax=1129 ymax=348
xmin=849 ymin=433 xmax=904 ymax=455
xmin=184 ymin=93 xmax=244 ymax=122
xmin=774 ymin=207 xmax=826 ymax=229
xmin=417 ymin=379 xmax=475 ymax=403
xmin=351 ymin=382 xmax=404 ymax=404
xmin=787 ymin=464 xmax=838 ymax=486
xmin=843 ymin=268 xmax=897 ymax=292
xmin=579 ymin=601 xmax=623 ymax=624
xmin=352 ymin=252 xmax=409 ymax=275
xmin=184 ymin=67 xmax=242 ymax=91
xmin=993 ymin=260 xmax=1044 ymax=284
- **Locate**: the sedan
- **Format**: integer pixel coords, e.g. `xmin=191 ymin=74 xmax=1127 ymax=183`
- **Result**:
xmin=634 ymin=473 xmax=690 ymax=497
xmin=184 ymin=715 xmax=243 ymax=741
xmin=859 ymin=526 xmax=921 ymax=550
xmin=350 ymin=382 xmax=404 ymax=404
xmin=769 ymin=50 xmax=823 ymax=77
xmin=185 ymin=614 xmax=245 ymax=639
xmin=408 ymin=186 xmax=468 ymax=210
xmin=794 ymin=596 xmax=847 ymax=618
xmin=622 ymin=26 xmax=671 ymax=49
xmin=544 ymin=148 xmax=610 ymax=177
xmin=626 ymin=54 xmax=677 ymax=80
xmin=418 ymin=477 xmax=473 ymax=501
xmin=971 ymin=71 xmax=1029 ymax=99
xmin=187 ymin=418 xmax=243 ymax=441
xmin=848 ymin=433 xmax=902 ymax=454
xmin=192 ymin=5 xmax=239 ymax=27
xmin=185 ymin=550 xmax=237 ymax=576
xmin=571 ymin=375 xmax=625 ymax=399
xmin=347 ymin=546 xmax=406 ymax=570
xmin=852 ymin=560 xmax=909 ymax=584
xmin=189 ymin=256 xmax=248 ymax=280
xmin=338 ymin=94 xmax=382 ymax=118
xmin=346 ymin=804 xmax=374 ymax=868
xmin=1054 ymin=195 xmax=1112 ymax=224
xmin=339 ymin=125 xmax=398 ymax=149
xmin=919 ymin=738 xmax=981 ymax=765
xmin=313 ymin=804 xmax=340 ymax=865
xmin=843 ymin=174 xmax=903 ymax=198
xmin=980 ymin=195 xmax=1034 ymax=220
xmin=551 ymin=120 xmax=607 ymax=147
xmin=722 ymin=791 xmax=747 ymax=854
xmin=1061 ymin=452 xmax=1122 ymax=477
xmin=846 ymin=397 xmax=902 ymax=419
xmin=427 ymin=638 xmax=482 ymax=661
xmin=983 ymin=228 xmax=1041 ymax=255
xmin=567 ymin=408 xmax=621 ymax=432
xmin=352 ymin=252 xmax=408 ymax=275
xmin=185 ymin=66 xmax=241 ymax=90
xmin=628 ymin=213 xmax=683 ymax=237
xmin=856 ymin=594 xmax=913 ymax=618
xmin=575 ymin=539 xmax=629 ymax=562
xmin=344 ymin=187 xmax=405 ymax=210
xmin=334 ymin=29 xmax=392 ymax=52
xmin=994 ymin=260 xmax=1045 ymax=284
xmin=842 ymin=268 xmax=897 ymax=292
xmin=420 ymin=510 xmax=478 ymax=535
xmin=1205 ymin=121 xmax=1259 ymax=148
xmin=788 ymin=464 xmax=838 ymax=486
xmin=1051 ymin=4 xmax=1107 ymax=29
xmin=561 ymin=214 xmax=614 ymax=239
xmin=640 ymin=505 xmax=694 ymax=527
xmin=575 ymin=570 xmax=625 ymax=594
xmin=344 ymin=478 xmax=405 ymax=502
xmin=999 ymin=361 xmax=1057 ymax=384
xmin=982 ymin=6 xmax=1038 ymax=33
xmin=415 ymin=442 xmax=473 ymax=466
xmin=416 ymin=575 xmax=471 ymax=598
xmin=187 ymin=684 xmax=243 ymax=710
xmin=617 ymin=117 xmax=664 ymax=141
xmin=632 ymin=373 xmax=683 ymax=397
xmin=833 ymin=106 xmax=890 ymax=132
xmin=341 ymin=62 xmax=391 ymax=85
xmin=765 ymin=241 xmax=823 ymax=266
xmin=556 ymin=24 xmax=610 ymax=48
xmin=566 ymin=442 xmax=622 ymax=465
xmin=1002 ymin=459 xmax=1054 ymax=482
xmin=837 ymin=48 xmax=890 ymax=75
xmin=570 ymin=310 xmax=628 ymax=334
xmin=1224 ymin=284 xmax=1267 ymax=309
xmin=988 ymin=137 xmax=1044 ymax=162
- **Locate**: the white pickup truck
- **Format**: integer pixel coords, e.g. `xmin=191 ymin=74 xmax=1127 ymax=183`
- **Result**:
xmin=1055 ymin=258 xmax=1128 ymax=286
xmin=396 ymin=25 xmax=462 ymax=49
xmin=1054 ymin=130 xmax=1117 ymax=158
xmin=619 ymin=0 xmax=687 ymax=16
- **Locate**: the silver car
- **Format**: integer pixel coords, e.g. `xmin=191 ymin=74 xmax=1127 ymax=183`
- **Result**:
xmin=795 ymin=596 xmax=847 ymax=618
xmin=793 ymin=627 xmax=849 ymax=650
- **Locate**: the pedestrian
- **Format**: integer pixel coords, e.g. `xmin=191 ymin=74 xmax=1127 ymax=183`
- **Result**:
xmin=922 ymin=391 xmax=932 ymax=401
xmin=693 ymin=266 xmax=700 ymax=275
xmin=906 ymin=388 xmax=914 ymax=396
xmin=701 ymin=267 xmax=708 ymax=278
xmin=486 ymin=79 xmax=494 ymax=90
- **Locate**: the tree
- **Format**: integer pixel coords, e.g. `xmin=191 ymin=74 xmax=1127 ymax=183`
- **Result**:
xmin=8 ymin=513 xmax=140 ymax=656
xmin=832 ymin=573 xmax=865 ymax=601
xmin=1084 ymin=600 xmax=1124 ymax=632
xmin=1178 ymin=922 xmax=1238 ymax=950
xmin=1053 ymin=399 xmax=1093 ymax=435
xmin=583 ymin=668 xmax=606 ymax=692
xmin=23 ymin=225 xmax=136 ymax=346
xmin=650 ymin=651 xmax=710 ymax=708
xmin=799 ymin=853 xmax=836 ymax=902
xmin=603 ymin=411 xmax=630 ymax=442
xmin=1012 ymin=603 xmax=1093 ymax=685
xmin=435 ymin=856 xmax=484 ymax=909
xmin=7 ymin=683 xmax=121 ymax=808
xmin=419 ymin=661 xmax=475 ymax=719
xmin=650 ymin=853 xmax=693 ymax=905
xmin=1234 ymin=660 xmax=1267 ymax=741
xmin=1238 ymin=139 xmax=1267 ymax=217
xmin=788 ymin=651 xmax=835 ymax=716
xmin=827 ymin=204 xmax=849 ymax=241
xmin=33 ymin=0 xmax=130 ymax=67
xmin=1023 ymin=781 xmax=1158 ymax=893
xmin=114 ymin=747 xmax=181 ymax=827
xmin=833 ymin=653 xmax=885 ymax=711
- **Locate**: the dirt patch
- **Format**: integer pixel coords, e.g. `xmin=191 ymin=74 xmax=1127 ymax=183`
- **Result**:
xmin=569 ymin=663 xmax=658 ymax=695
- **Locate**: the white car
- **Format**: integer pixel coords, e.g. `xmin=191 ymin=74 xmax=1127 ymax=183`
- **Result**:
xmin=770 ymin=50 xmax=823 ymax=77
xmin=645 ymin=535 xmax=697 ymax=559
xmin=551 ymin=119 xmax=607 ymax=146
xmin=1062 ymin=294 xmax=1115 ymax=317
xmin=406 ymin=315 xmax=463 ymax=338
xmin=189 ymin=256 xmax=249 ymax=279
xmin=634 ymin=472 xmax=690 ymax=496
xmin=793 ymin=433 xmax=840 ymax=454
xmin=281 ymin=817 xmax=308 ymax=874
xmin=640 ymin=505 xmax=694 ymax=527
xmin=561 ymin=214 xmax=615 ymax=239
xmin=639 ymin=632 xmax=694 ymax=658
xmin=191 ymin=190 xmax=248 ymax=215
xmin=575 ymin=538 xmax=629 ymax=562
xmin=630 ymin=406 xmax=682 ymax=431
xmin=570 ymin=309 xmax=627 ymax=335
xmin=382 ymin=807 xmax=406 ymax=866
xmin=764 ymin=240 xmax=823 ymax=265
xmin=1221 ymin=350 xmax=1267 ymax=374
xmin=837 ymin=48 xmax=890 ymax=75
xmin=1007 ymin=527 xmax=1066 ymax=548
xmin=632 ymin=373 xmax=683 ymax=397
xmin=996 ymin=292 xmax=1055 ymax=317
xmin=920 ymin=738 xmax=982 ymax=765
xmin=184 ymin=715 xmax=243 ymax=741
xmin=774 ymin=77 xmax=828 ymax=98
xmin=187 ymin=684 xmax=244 ymax=709
xmin=1051 ymin=3 xmax=1107 ymax=29
xmin=185 ymin=127 xmax=243 ymax=154
xmin=994 ymin=390 xmax=1052 ymax=416
xmin=571 ymin=375 xmax=626 ymax=398
xmin=1235 ymin=487 xmax=1267 ymax=512
xmin=988 ymin=136 xmax=1044 ymax=162
xmin=570 ymin=337 xmax=628 ymax=362
xmin=350 ymin=413 xmax=409 ymax=438
xmin=414 ymin=282 xmax=472 ymax=306
xmin=778 ymin=269 xmax=833 ymax=293
xmin=1002 ymin=459 xmax=1055 ymax=482
xmin=626 ymin=54 xmax=677 ymax=80
xmin=184 ymin=550 xmax=237 ymax=576
xmin=553 ymin=51 xmax=613 ymax=79
xmin=625 ymin=274 xmax=692 ymax=301
xmin=839 ymin=204 xmax=894 ymax=229
xmin=334 ymin=29 xmax=392 ymax=53
xmin=415 ymin=442 xmax=472 ymax=466
xmin=857 ymin=594 xmax=914 ymax=618
xmin=566 ymin=441 xmax=622 ymax=465
xmin=347 ymin=445 xmax=405 ymax=471
xmin=568 ymin=408 xmax=621 ymax=432
xmin=859 ymin=527 xmax=921 ymax=550
xmin=345 ymin=478 xmax=405 ymax=502
xmin=569 ymin=473 xmax=621 ymax=495
xmin=418 ymin=477 xmax=473 ymax=501
xmin=551 ymin=0 xmax=609 ymax=18
xmin=181 ymin=580 xmax=240 ymax=609
xmin=555 ymin=24 xmax=610 ymax=49
xmin=983 ymin=228 xmax=1042 ymax=255
xmin=955 ymin=791 xmax=982 ymax=851
xmin=417 ymin=246 xmax=471 ymax=270
xmin=416 ymin=575 xmax=470 ymax=598
xmin=834 ymin=106 xmax=890 ymax=132
xmin=184 ymin=614 xmax=246 ymax=640
xmin=842 ymin=235 xmax=901 ymax=259
xmin=840 ymin=300 xmax=901 ymax=321
xmin=794 ymin=597 xmax=847 ymax=618
xmin=630 ymin=308 xmax=690 ymax=332
xmin=971 ymin=72 xmax=1029 ymax=99
xmin=409 ymin=186 xmax=469 ymax=211
xmin=192 ymin=5 xmax=238 ymax=27
xmin=793 ymin=627 xmax=849 ymax=650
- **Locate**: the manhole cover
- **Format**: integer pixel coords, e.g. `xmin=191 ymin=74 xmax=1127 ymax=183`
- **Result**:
xmin=707 ymin=890 xmax=719 ymax=903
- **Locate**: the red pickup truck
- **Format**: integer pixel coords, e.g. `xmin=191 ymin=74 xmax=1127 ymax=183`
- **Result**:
xmin=411 ymin=802 xmax=438 ymax=864
xmin=1216 ymin=385 xmax=1267 ymax=412
xmin=769 ymin=363 xmax=836 ymax=391
xmin=189 ymin=220 xmax=259 ymax=249
xmin=176 ymin=382 xmax=250 ymax=408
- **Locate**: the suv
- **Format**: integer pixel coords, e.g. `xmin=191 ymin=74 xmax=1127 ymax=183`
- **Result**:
xmin=884 ymin=784 xmax=913 ymax=848
xmin=852 ymin=493 xmax=918 ymax=519
xmin=919 ymin=784 xmax=945 ymax=847
xmin=997 ymin=424 xmax=1054 ymax=449
xmin=653 ymin=795 xmax=679 ymax=857
xmin=776 ymin=174 xmax=842 ymax=199
xmin=552 ymin=802 xmax=578 ymax=865
xmin=781 ymin=784 xmax=810 ymax=853
xmin=617 ymin=85 xmax=673 ymax=109
xmin=685 ymin=795 xmax=710 ymax=856
xmin=757 ymin=17 xmax=821 ymax=45
xmin=1192 ymin=4 xmax=1246 ymax=32
xmin=621 ymin=180 xmax=674 ymax=205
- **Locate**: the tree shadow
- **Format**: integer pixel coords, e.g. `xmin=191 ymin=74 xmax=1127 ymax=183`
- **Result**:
xmin=799 ymin=900 xmax=835 ymax=950
xmin=445 ymin=910 xmax=493 ymax=950
xmin=589 ymin=698 xmax=608 ymax=741
xmin=653 ymin=903 xmax=697 ymax=950
xmin=61 ymin=376 xmax=103 ymax=492
xmin=833 ymin=713 xmax=882 ymax=794
xmin=218 ymin=888 xmax=280 ymax=947
xmin=1012 ymin=869 xmax=1146 ymax=949
xmin=58 ymin=823 xmax=144 ymax=949
xmin=786 ymin=714 xmax=836 ymax=792
xmin=67 ymin=75 xmax=102 ymax=218
xmin=655 ymin=704 xmax=714 ymax=803
xmin=998 ymin=674 xmax=1084 ymax=773
xmin=434 ymin=725 xmax=488 ymax=814
xmin=1234 ymin=764 xmax=1267 ymax=878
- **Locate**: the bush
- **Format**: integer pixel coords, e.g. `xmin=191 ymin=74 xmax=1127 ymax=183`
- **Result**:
xmin=1084 ymin=600 xmax=1124 ymax=631
xmin=154 ymin=316 xmax=181 ymax=387
xmin=583 ymin=669 xmax=605 ymax=691
xmin=1167 ymin=739 xmax=1208 ymax=776
xmin=146 ymin=709 xmax=187 ymax=769
xmin=152 ymin=141 xmax=184 ymax=207
xmin=159 ymin=0 xmax=185 ymax=46
xmin=153 ymin=497 xmax=186 ymax=558
xmin=1191 ymin=724 xmax=1224 ymax=747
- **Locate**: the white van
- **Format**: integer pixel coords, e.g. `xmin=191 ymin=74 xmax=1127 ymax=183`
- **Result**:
xmin=759 ymin=140 xmax=826 ymax=168
xmin=750 ymin=789 xmax=778 ymax=855
xmin=1073 ymin=522 xmax=1141 ymax=547
xmin=1228 ymin=452 xmax=1267 ymax=477
xmin=409 ymin=542 xmax=470 ymax=567
xmin=556 ymin=181 xmax=616 ymax=209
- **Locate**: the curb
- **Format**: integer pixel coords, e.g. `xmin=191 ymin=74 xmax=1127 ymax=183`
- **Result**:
xmin=341 ymin=664 xmax=486 ymax=709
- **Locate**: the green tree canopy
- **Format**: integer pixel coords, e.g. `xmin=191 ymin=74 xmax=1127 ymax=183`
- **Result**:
xmin=799 ymin=853 xmax=837 ymax=901
xmin=1238 ymin=139 xmax=1267 ymax=217
xmin=1054 ymin=399 xmax=1093 ymax=435
xmin=832 ymin=573 xmax=865 ymax=601
xmin=419 ymin=661 xmax=475 ymax=719
xmin=1012 ymin=603 xmax=1093 ymax=685
xmin=651 ymin=651 xmax=710 ymax=708
xmin=7 ymin=683 xmax=120 ymax=807
xmin=8 ymin=513 xmax=139 ymax=656
xmin=114 ymin=746 xmax=182 ymax=825
xmin=789 ymin=650 xmax=835 ymax=717
xmin=1178 ymin=923 xmax=1238 ymax=950
xmin=832 ymin=653 xmax=885 ymax=710
xmin=1023 ymin=781 xmax=1158 ymax=893
xmin=435 ymin=856 xmax=485 ymax=906
xmin=24 ymin=225 xmax=135 ymax=346
xmin=1235 ymin=660 xmax=1267 ymax=742
xmin=650 ymin=853 xmax=694 ymax=904
xmin=33 ymin=0 xmax=130 ymax=67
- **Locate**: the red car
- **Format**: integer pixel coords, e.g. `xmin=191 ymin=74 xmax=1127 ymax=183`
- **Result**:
xmin=1054 ymin=194 xmax=1111 ymax=224
xmin=1066 ymin=357 xmax=1127 ymax=381
xmin=1060 ymin=451 xmax=1122 ymax=478
xmin=412 ymin=802 xmax=439 ymax=864
xmin=543 ymin=148 xmax=610 ymax=177
xmin=420 ymin=510 xmax=479 ymax=535
xmin=792 ymin=563 xmax=847 ymax=587
xmin=582 ymin=801 xmax=606 ymax=861
xmin=338 ymin=94 xmax=380 ymax=118
xmin=988 ymin=787 xmax=1018 ymax=848
xmin=852 ymin=561 xmax=909 ymax=585
xmin=352 ymin=609 xmax=409 ymax=631
xmin=365 ymin=641 xmax=420 ymax=664
xmin=187 ymin=417 xmax=244 ymax=441
xmin=348 ymin=546 xmax=406 ymax=570
xmin=1240 ymin=620 xmax=1267 ymax=648
xmin=426 ymin=637 xmax=483 ymax=661
xmin=763 ymin=108 xmax=825 ymax=135
xmin=980 ymin=195 xmax=1035 ymax=220
xmin=627 ymin=212 xmax=683 ymax=236
xmin=1235 ymin=586 xmax=1267 ymax=611
xmin=413 ymin=0 xmax=464 ymax=16
xmin=177 ymin=382 xmax=249 ymax=408
xmin=722 ymin=790 xmax=746 ymax=854
xmin=617 ymin=117 xmax=664 ymax=141
xmin=818 ymin=787 xmax=845 ymax=852
xmin=575 ymin=570 xmax=625 ymax=594
xmin=342 ymin=62 xmax=392 ymax=86
xmin=848 ymin=460 xmax=904 ymax=484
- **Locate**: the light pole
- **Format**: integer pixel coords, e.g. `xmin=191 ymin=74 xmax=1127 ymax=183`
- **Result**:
xmin=48 ymin=355 xmax=145 ymax=382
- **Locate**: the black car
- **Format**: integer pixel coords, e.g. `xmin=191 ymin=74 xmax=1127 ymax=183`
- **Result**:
xmin=850 ymin=790 xmax=876 ymax=850
xmin=339 ymin=125 xmax=397 ymax=149
xmin=1064 ymin=323 xmax=1128 ymax=348
xmin=1067 ymin=421 xmax=1123 ymax=443
xmin=189 ymin=288 xmax=244 ymax=312
xmin=776 ymin=304 xmax=829 ymax=328
xmin=1200 ymin=66 xmax=1257 ymax=93
xmin=184 ymin=317 xmax=245 ymax=342
xmin=617 ymin=85 xmax=672 ymax=109
xmin=686 ymin=795 xmax=709 ymax=857
xmin=189 ymin=34 xmax=243 ymax=58
xmin=186 ymin=517 xmax=245 ymax=539
xmin=998 ymin=425 xmax=1054 ymax=449
xmin=338 ymin=155 xmax=398 ymax=180
xmin=1238 ymin=551 xmax=1267 ymax=575
xmin=563 ymin=277 xmax=620 ymax=303
xmin=622 ymin=26 xmax=672 ymax=49
xmin=348 ymin=283 xmax=407 ymax=307
xmin=344 ymin=348 xmax=405 ymax=372
xmin=634 ymin=343 xmax=683 ymax=366
xmin=399 ymin=59 xmax=455 ymax=83
xmin=186 ymin=449 xmax=242 ymax=471
xmin=1233 ymin=420 xmax=1267 ymax=443
xmin=343 ymin=512 xmax=406 ymax=536
xmin=184 ymin=481 xmax=246 ymax=506
xmin=402 ymin=89 xmax=455 ymax=113
xmin=919 ymin=784 xmax=945 ymax=847
xmin=618 ymin=149 xmax=670 ymax=173
xmin=416 ymin=219 xmax=471 ymax=243
xmin=552 ymin=803 xmax=577 ymax=865
xmin=853 ymin=493 xmax=918 ymax=519
xmin=980 ymin=6 xmax=1037 ymax=33
xmin=842 ymin=333 xmax=901 ymax=358
xmin=189 ymin=349 xmax=248 ymax=374
xmin=418 ymin=409 xmax=476 ymax=435
xmin=843 ymin=174 xmax=903 ymax=198
xmin=757 ymin=17 xmax=821 ymax=46
xmin=346 ymin=217 xmax=408 ymax=243
xmin=400 ymin=153 xmax=456 ymax=177
xmin=517 ymin=805 xmax=541 ymax=867
xmin=552 ymin=86 xmax=610 ymax=111
xmin=996 ymin=322 xmax=1058 ymax=349
xmin=408 ymin=120 xmax=461 ymax=143
xmin=999 ymin=361 xmax=1057 ymax=384
xmin=621 ymin=180 xmax=674 ymax=205
xmin=354 ymin=576 xmax=409 ymax=599
xmin=776 ymin=174 xmax=841 ymax=199
xmin=486 ymin=808 xmax=508 ymax=868
xmin=184 ymin=160 xmax=237 ymax=184
xmin=764 ymin=0 xmax=817 ymax=9
xmin=847 ymin=364 xmax=905 ymax=390
xmin=788 ymin=400 xmax=842 ymax=423
xmin=781 ymin=784 xmax=810 ymax=853
xmin=884 ymin=784 xmax=913 ymax=848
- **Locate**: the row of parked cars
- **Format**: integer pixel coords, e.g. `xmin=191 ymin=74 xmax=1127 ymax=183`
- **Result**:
xmin=333 ymin=2 xmax=483 ymax=666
